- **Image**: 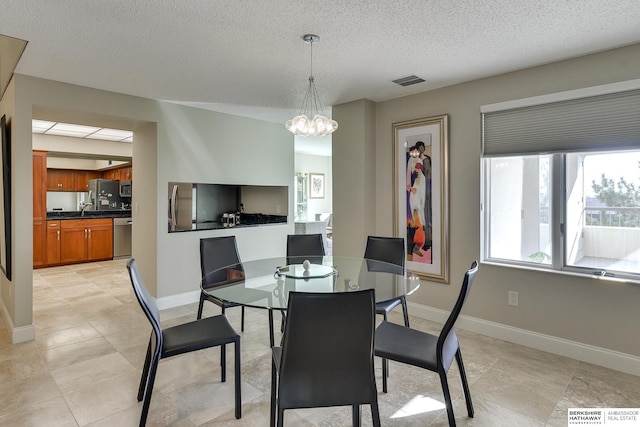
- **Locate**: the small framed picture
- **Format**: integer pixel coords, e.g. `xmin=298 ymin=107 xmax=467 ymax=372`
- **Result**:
xmin=309 ymin=173 xmax=325 ymax=199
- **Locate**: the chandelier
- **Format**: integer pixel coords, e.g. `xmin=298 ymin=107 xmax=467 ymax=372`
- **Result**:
xmin=285 ymin=34 xmax=338 ymax=137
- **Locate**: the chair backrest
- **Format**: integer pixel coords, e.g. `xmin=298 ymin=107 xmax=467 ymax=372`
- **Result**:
xmin=364 ymin=236 xmax=405 ymax=269
xmin=200 ymin=236 xmax=244 ymax=286
xmin=437 ymin=261 xmax=479 ymax=367
xmin=127 ymin=258 xmax=162 ymax=347
xmin=278 ymin=289 xmax=377 ymax=409
xmin=286 ymin=234 xmax=325 ymax=265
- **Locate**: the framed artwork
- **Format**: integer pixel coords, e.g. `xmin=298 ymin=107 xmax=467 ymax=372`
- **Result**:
xmin=309 ymin=173 xmax=325 ymax=199
xmin=393 ymin=114 xmax=449 ymax=283
xmin=0 ymin=115 xmax=11 ymax=280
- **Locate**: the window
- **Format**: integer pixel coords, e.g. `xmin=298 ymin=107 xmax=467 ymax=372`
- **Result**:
xmin=485 ymin=155 xmax=551 ymax=264
xmin=481 ymin=82 xmax=640 ymax=281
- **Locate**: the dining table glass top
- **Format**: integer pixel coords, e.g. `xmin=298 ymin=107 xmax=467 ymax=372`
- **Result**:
xmin=201 ymin=256 xmax=421 ymax=311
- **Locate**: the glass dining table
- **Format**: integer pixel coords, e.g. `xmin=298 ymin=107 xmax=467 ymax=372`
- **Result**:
xmin=201 ymin=256 xmax=421 ymax=346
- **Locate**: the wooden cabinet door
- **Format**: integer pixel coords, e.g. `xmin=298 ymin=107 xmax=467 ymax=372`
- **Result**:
xmin=74 ymin=171 xmax=101 ymax=191
xmin=87 ymin=222 xmax=113 ymax=261
xmin=46 ymin=169 xmax=62 ymax=190
xmin=33 ymin=152 xmax=47 ymax=221
xmin=33 ymin=220 xmax=46 ymax=267
xmin=60 ymin=222 xmax=88 ymax=263
xmin=47 ymin=169 xmax=75 ymax=191
xmin=101 ymin=169 xmax=118 ymax=180
xmin=120 ymin=167 xmax=132 ymax=181
xmin=46 ymin=221 xmax=61 ymax=265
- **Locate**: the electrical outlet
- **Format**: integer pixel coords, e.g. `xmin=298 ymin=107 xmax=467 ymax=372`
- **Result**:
xmin=508 ymin=291 xmax=519 ymax=307
xmin=276 ymin=205 xmax=281 ymax=214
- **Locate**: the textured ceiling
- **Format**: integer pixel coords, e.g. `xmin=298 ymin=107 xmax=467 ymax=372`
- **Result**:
xmin=2 ymin=1 xmax=640 ymax=156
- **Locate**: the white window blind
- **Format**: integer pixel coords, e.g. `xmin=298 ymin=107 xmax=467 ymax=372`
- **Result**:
xmin=482 ymin=89 xmax=640 ymax=157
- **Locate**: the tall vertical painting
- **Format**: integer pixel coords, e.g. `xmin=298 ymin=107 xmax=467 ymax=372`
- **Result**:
xmin=393 ymin=114 xmax=449 ymax=283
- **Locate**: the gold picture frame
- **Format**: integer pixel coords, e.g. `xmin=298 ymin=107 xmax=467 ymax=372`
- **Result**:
xmin=393 ymin=114 xmax=449 ymax=283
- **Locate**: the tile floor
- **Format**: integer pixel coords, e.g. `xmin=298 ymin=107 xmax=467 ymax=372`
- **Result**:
xmin=0 ymin=259 xmax=639 ymax=426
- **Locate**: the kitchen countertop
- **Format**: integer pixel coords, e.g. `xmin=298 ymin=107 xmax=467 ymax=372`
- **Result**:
xmin=47 ymin=210 xmax=132 ymax=220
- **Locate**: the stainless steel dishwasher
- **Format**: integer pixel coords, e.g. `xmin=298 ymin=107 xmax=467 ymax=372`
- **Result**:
xmin=113 ymin=217 xmax=132 ymax=258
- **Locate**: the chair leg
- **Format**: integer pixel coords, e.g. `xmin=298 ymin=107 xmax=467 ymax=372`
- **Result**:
xmin=379 ymin=316 xmax=390 ymax=379
xmin=381 ymin=357 xmax=388 ymax=393
xmin=352 ymin=404 xmax=361 ymax=427
xmin=221 ymin=343 xmax=227 ymax=383
xmin=197 ymin=293 xmax=205 ymax=320
xmin=280 ymin=311 xmax=286 ymax=333
xmin=401 ymin=296 xmax=410 ymax=327
xmin=270 ymin=358 xmax=277 ymax=427
xmin=268 ymin=309 xmax=275 ymax=348
xmin=438 ymin=370 xmax=457 ymax=427
xmin=371 ymin=401 xmax=381 ymax=427
xmin=234 ymin=339 xmax=241 ymax=419
xmin=456 ymin=349 xmax=474 ymax=418
xmin=139 ymin=355 xmax=160 ymax=427
xmin=277 ymin=408 xmax=285 ymax=427
xmin=220 ymin=305 xmax=226 ymax=371
xmin=137 ymin=338 xmax=152 ymax=401
xmin=241 ymin=306 xmax=245 ymax=332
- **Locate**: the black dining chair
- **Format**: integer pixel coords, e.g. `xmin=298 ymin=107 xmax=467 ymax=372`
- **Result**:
xmin=270 ymin=289 xmax=381 ymax=427
xmin=274 ymin=233 xmax=327 ymax=342
xmin=197 ymin=236 xmax=246 ymax=331
xmin=127 ymin=258 xmax=241 ymax=427
xmin=364 ymin=235 xmax=410 ymax=327
xmin=374 ymin=261 xmax=479 ymax=427
xmin=286 ymin=233 xmax=325 ymax=265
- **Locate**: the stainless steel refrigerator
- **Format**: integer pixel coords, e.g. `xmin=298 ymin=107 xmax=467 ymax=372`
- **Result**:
xmin=88 ymin=179 xmax=122 ymax=211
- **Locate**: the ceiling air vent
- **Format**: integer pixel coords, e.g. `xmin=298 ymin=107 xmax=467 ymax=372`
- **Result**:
xmin=392 ymin=75 xmax=426 ymax=87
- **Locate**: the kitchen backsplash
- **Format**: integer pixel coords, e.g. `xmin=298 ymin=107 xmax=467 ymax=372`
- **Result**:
xmin=47 ymin=191 xmax=89 ymax=211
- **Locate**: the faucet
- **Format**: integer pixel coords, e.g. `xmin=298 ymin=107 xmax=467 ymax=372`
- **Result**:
xmin=81 ymin=202 xmax=93 ymax=216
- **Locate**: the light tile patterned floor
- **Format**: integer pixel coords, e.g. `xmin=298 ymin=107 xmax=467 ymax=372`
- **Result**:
xmin=0 ymin=259 xmax=638 ymax=426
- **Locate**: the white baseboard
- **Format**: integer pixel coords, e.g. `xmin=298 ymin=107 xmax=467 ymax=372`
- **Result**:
xmin=156 ymin=290 xmax=200 ymax=311
xmin=1 ymin=299 xmax=36 ymax=344
xmin=408 ymin=302 xmax=640 ymax=377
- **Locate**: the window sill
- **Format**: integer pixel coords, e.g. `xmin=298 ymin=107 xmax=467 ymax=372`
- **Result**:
xmin=480 ymin=259 xmax=640 ymax=285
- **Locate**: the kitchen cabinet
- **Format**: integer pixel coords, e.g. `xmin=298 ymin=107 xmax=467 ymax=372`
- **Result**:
xmin=47 ymin=169 xmax=75 ymax=191
xmin=47 ymin=169 xmax=102 ymax=191
xmin=102 ymin=166 xmax=132 ymax=181
xmin=60 ymin=218 xmax=113 ymax=264
xmin=120 ymin=166 xmax=132 ymax=181
xmin=101 ymin=169 xmax=117 ymax=181
xmin=46 ymin=221 xmax=61 ymax=265
xmin=33 ymin=152 xmax=47 ymax=220
xmin=33 ymin=220 xmax=46 ymax=267
xmin=74 ymin=170 xmax=101 ymax=191
xmin=33 ymin=151 xmax=48 ymax=267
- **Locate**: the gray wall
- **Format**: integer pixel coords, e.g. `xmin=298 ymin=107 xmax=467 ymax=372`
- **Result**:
xmin=333 ymin=43 xmax=640 ymax=359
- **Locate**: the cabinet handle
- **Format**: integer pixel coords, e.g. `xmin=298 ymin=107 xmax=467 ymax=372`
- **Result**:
xmin=57 ymin=230 xmax=60 ymax=241
xmin=85 ymin=229 xmax=87 ymax=238
xmin=89 ymin=229 xmax=92 ymax=238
